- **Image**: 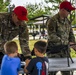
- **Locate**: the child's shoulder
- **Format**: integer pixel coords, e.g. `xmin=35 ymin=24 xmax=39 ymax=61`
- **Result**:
xmin=3 ymin=54 xmax=8 ymax=59
xmin=43 ymin=56 xmax=49 ymax=62
xmin=31 ymin=57 xmax=40 ymax=62
xmin=14 ymin=57 xmax=21 ymax=61
xmin=31 ymin=56 xmax=48 ymax=60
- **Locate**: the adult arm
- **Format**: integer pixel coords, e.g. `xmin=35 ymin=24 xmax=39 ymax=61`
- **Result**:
xmin=47 ymin=18 xmax=62 ymax=44
xmin=19 ymin=22 xmax=31 ymax=59
xmin=69 ymin=23 xmax=76 ymax=51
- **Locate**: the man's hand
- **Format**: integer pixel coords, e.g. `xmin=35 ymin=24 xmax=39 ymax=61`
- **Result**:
xmin=25 ymin=59 xmax=30 ymax=66
xmin=17 ymin=53 xmax=31 ymax=61
xmin=24 ymin=59 xmax=31 ymax=69
xmin=24 ymin=59 xmax=30 ymax=73
xmin=69 ymin=42 xmax=76 ymax=51
xmin=70 ymin=45 xmax=76 ymax=51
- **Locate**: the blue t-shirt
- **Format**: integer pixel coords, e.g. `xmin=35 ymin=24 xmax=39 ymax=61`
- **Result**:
xmin=1 ymin=55 xmax=21 ymax=75
xmin=0 ymin=69 xmax=1 ymax=75
xmin=26 ymin=57 xmax=49 ymax=75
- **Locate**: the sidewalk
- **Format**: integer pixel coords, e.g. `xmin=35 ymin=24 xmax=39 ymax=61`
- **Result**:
xmin=19 ymin=71 xmax=76 ymax=75
xmin=57 ymin=71 xmax=76 ymax=75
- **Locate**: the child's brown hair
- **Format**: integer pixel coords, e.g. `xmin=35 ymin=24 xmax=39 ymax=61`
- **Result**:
xmin=34 ymin=40 xmax=47 ymax=54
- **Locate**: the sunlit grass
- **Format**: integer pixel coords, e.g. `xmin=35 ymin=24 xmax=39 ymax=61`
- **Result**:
xmin=70 ymin=48 xmax=76 ymax=57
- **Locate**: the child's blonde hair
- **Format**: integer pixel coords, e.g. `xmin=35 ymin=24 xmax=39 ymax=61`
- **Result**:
xmin=4 ymin=41 xmax=18 ymax=54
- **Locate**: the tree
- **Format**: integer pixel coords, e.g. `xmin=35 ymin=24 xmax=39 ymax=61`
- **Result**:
xmin=25 ymin=2 xmax=51 ymax=19
xmin=0 ymin=0 xmax=10 ymax=12
xmin=44 ymin=0 xmax=76 ymax=24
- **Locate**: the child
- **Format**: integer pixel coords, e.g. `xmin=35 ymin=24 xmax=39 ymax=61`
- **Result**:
xmin=1 ymin=41 xmax=21 ymax=75
xmin=24 ymin=40 xmax=49 ymax=75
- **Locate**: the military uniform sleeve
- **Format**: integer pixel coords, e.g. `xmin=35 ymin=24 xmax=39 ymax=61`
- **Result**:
xmin=0 ymin=15 xmax=6 ymax=52
xmin=0 ymin=17 xmax=2 ymax=50
xmin=47 ymin=18 xmax=62 ymax=44
xmin=69 ymin=24 xmax=75 ymax=43
xmin=19 ymin=22 xmax=31 ymax=57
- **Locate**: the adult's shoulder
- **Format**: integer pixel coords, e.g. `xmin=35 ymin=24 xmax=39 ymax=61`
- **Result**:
xmin=46 ymin=14 xmax=58 ymax=26
xmin=51 ymin=13 xmax=59 ymax=21
xmin=21 ymin=21 xmax=28 ymax=27
xmin=0 ymin=12 xmax=10 ymax=21
xmin=0 ymin=12 xmax=9 ymax=15
xmin=0 ymin=12 xmax=9 ymax=17
xmin=47 ymin=13 xmax=59 ymax=23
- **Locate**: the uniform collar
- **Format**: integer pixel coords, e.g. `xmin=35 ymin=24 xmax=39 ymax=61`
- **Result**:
xmin=56 ymin=13 xmax=67 ymax=24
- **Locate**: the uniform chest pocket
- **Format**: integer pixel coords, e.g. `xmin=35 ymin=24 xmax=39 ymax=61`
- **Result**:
xmin=2 ymin=27 xmax=19 ymax=40
xmin=56 ymin=22 xmax=70 ymax=35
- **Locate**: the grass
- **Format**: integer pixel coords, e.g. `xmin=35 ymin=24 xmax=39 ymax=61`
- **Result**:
xmin=13 ymin=39 xmax=76 ymax=58
xmin=13 ymin=39 xmax=39 ymax=54
xmin=70 ymin=48 xmax=76 ymax=57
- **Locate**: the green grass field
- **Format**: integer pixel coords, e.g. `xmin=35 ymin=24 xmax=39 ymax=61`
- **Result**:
xmin=13 ymin=39 xmax=76 ymax=58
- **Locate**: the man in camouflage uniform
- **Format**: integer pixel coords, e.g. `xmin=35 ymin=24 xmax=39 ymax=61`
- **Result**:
xmin=46 ymin=1 xmax=76 ymax=75
xmin=0 ymin=6 xmax=31 ymax=66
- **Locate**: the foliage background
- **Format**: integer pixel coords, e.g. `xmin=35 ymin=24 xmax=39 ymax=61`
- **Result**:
xmin=1 ymin=0 xmax=75 ymax=24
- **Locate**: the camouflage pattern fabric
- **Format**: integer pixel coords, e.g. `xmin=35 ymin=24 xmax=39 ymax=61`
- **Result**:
xmin=46 ymin=13 xmax=75 ymax=75
xmin=0 ymin=13 xmax=31 ymax=57
xmin=46 ymin=13 xmax=75 ymax=56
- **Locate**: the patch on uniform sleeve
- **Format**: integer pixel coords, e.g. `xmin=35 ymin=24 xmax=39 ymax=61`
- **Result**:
xmin=49 ymin=27 xmax=54 ymax=31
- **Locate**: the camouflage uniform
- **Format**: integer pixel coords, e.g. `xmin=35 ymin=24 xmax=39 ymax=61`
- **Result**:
xmin=46 ymin=13 xmax=75 ymax=75
xmin=0 ymin=13 xmax=31 ymax=64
